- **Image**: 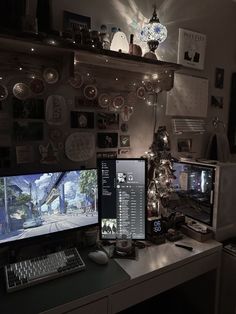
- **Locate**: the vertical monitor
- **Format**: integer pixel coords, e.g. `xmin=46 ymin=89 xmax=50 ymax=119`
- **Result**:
xmin=98 ymin=158 xmax=147 ymax=240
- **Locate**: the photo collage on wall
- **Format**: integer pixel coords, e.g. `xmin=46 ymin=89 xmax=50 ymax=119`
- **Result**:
xmin=0 ymin=51 xmax=65 ymax=167
xmin=0 ymin=40 xmax=157 ymax=169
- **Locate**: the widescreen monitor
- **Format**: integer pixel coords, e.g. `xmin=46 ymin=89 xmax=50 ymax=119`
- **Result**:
xmin=97 ymin=158 xmax=147 ymax=240
xmin=169 ymin=161 xmax=215 ymax=226
xmin=0 ymin=169 xmax=98 ymax=245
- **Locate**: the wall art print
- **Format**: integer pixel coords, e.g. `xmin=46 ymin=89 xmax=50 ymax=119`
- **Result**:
xmin=177 ymin=28 xmax=206 ymax=70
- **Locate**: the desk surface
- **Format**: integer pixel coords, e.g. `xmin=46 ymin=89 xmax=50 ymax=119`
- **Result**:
xmin=0 ymin=237 xmax=222 ymax=314
xmin=0 ymin=248 xmax=130 ymax=314
xmin=115 ymin=237 xmax=222 ymax=280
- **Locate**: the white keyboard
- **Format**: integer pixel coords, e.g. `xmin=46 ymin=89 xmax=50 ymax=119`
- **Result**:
xmin=5 ymin=247 xmax=85 ymax=292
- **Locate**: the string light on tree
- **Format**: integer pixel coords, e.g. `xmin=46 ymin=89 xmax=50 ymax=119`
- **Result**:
xmin=143 ymin=110 xmax=175 ymax=217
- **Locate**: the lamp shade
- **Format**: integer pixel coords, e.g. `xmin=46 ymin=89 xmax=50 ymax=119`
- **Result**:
xmin=140 ymin=22 xmax=167 ymax=44
xmin=139 ymin=5 xmax=167 ymax=58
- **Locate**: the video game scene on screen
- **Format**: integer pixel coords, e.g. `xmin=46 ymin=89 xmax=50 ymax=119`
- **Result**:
xmin=169 ymin=162 xmax=214 ymax=225
xmin=0 ymin=169 xmax=98 ymax=244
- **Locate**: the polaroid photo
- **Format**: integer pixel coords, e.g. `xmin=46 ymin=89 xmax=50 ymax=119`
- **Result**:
xmin=12 ymin=98 xmax=45 ymax=119
xmin=211 ymin=96 xmax=223 ymax=108
xmin=97 ymin=112 xmax=119 ymax=130
xmin=13 ymin=121 xmax=44 ymax=142
xmin=97 ymin=133 xmax=118 ymax=148
xmin=177 ymin=138 xmax=192 ymax=153
xmin=120 ymin=135 xmax=130 ymax=147
xmin=71 ymin=111 xmax=94 ymax=128
xmin=215 ymin=68 xmax=224 ymax=89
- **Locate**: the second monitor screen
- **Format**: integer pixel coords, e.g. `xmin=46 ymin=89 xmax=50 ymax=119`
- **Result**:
xmin=98 ymin=159 xmax=146 ymax=240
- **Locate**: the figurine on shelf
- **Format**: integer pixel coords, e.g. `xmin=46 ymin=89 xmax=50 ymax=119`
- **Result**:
xmin=110 ymin=28 xmax=129 ymax=53
xmin=100 ymin=24 xmax=110 ymax=50
xmin=129 ymin=34 xmax=142 ymax=57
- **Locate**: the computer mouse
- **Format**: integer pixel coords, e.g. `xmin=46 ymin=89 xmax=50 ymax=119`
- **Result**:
xmin=88 ymin=250 xmax=109 ymax=265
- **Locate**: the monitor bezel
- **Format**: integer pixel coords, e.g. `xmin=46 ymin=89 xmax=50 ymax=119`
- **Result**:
xmin=97 ymin=158 xmax=148 ymax=241
xmin=0 ymin=167 xmax=98 ymax=249
xmin=171 ymin=160 xmax=216 ymax=226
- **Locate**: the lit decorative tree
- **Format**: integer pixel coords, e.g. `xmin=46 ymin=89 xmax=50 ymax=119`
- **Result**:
xmin=144 ymin=126 xmax=175 ymax=217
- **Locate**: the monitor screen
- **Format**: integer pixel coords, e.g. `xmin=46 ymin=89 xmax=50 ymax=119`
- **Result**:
xmin=0 ymin=169 xmax=98 ymax=245
xmin=169 ymin=161 xmax=215 ymax=226
xmin=97 ymin=158 xmax=147 ymax=240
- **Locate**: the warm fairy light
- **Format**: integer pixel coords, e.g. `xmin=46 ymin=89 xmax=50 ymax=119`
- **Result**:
xmin=19 ymin=67 xmax=23 ymax=71
xmin=31 ymin=48 xmax=35 ymax=52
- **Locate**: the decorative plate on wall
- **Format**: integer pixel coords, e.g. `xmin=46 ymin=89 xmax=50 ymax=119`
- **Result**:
xmin=83 ymin=85 xmax=97 ymax=100
xmin=0 ymin=84 xmax=8 ymax=100
xmin=30 ymin=78 xmax=45 ymax=94
xmin=65 ymin=132 xmax=95 ymax=161
xmin=98 ymin=93 xmax=111 ymax=109
xmin=43 ymin=68 xmax=59 ymax=84
xmin=112 ymin=95 xmax=124 ymax=110
xmin=13 ymin=83 xmax=31 ymax=100
xmin=68 ymin=71 xmax=83 ymax=89
xmin=136 ymin=86 xmax=146 ymax=99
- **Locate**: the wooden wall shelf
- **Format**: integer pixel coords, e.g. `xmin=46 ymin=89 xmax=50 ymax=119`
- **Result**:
xmin=0 ymin=33 xmax=181 ymax=75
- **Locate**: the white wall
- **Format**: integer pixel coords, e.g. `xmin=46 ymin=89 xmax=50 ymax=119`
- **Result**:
xmin=31 ymin=0 xmax=236 ymax=160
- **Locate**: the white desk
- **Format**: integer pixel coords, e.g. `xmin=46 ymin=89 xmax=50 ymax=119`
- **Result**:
xmin=40 ymin=237 xmax=222 ymax=314
xmin=111 ymin=237 xmax=222 ymax=313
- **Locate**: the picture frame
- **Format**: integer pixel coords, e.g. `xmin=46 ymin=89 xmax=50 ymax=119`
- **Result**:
xmin=97 ymin=113 xmax=119 ymax=130
xmin=211 ymin=95 xmax=223 ymax=108
xmin=70 ymin=111 xmax=94 ymax=129
xmin=63 ymin=11 xmax=91 ymax=34
xmin=215 ymin=68 xmax=224 ymax=89
xmin=228 ymin=73 xmax=236 ymax=153
xmin=177 ymin=138 xmax=192 ymax=153
xmin=97 ymin=133 xmax=118 ymax=148
xmin=177 ymin=28 xmax=206 ymax=70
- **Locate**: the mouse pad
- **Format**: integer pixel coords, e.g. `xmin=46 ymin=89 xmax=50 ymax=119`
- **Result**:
xmin=0 ymin=248 xmax=130 ymax=314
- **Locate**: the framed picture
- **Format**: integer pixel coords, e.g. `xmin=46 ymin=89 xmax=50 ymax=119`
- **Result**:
xmin=97 ymin=133 xmax=118 ymax=148
xmin=215 ymin=68 xmax=224 ymax=89
xmin=177 ymin=28 xmax=206 ymax=70
xmin=211 ymin=96 xmax=223 ymax=108
xmin=70 ymin=111 xmax=94 ymax=129
xmin=120 ymin=135 xmax=130 ymax=148
xmin=13 ymin=98 xmax=45 ymax=119
xmin=63 ymin=11 xmax=91 ymax=33
xmin=97 ymin=113 xmax=119 ymax=130
xmin=13 ymin=121 xmax=44 ymax=142
xmin=177 ymin=138 xmax=192 ymax=153
xmin=228 ymin=73 xmax=236 ymax=153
